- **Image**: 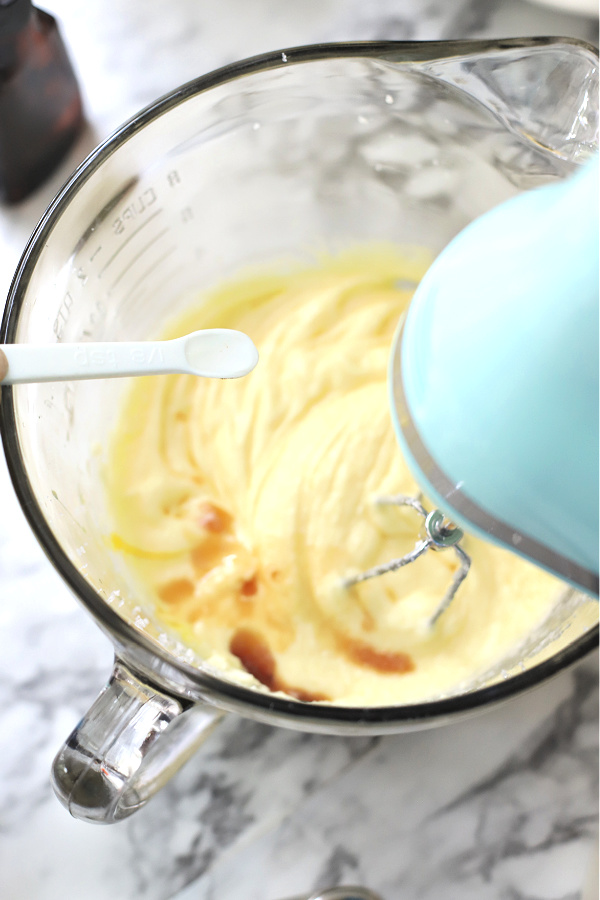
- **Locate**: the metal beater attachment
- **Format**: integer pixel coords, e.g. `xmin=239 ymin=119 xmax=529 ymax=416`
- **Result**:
xmin=343 ymin=495 xmax=471 ymax=627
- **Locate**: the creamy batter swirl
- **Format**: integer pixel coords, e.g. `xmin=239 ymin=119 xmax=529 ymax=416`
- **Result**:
xmin=107 ymin=247 xmax=562 ymax=705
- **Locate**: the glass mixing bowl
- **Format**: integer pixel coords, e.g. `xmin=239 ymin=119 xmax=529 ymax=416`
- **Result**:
xmin=1 ymin=38 xmax=598 ymax=823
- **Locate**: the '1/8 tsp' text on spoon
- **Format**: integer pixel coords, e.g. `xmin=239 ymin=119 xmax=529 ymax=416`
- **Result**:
xmin=0 ymin=329 xmax=259 ymax=385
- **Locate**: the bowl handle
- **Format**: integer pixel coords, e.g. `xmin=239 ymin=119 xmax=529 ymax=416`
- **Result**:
xmin=51 ymin=656 xmax=223 ymax=823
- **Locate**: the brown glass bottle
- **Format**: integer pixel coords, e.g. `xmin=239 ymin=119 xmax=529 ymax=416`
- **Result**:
xmin=0 ymin=0 xmax=84 ymax=204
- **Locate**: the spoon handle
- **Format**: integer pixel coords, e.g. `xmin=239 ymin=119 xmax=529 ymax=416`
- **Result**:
xmin=0 ymin=338 xmax=186 ymax=384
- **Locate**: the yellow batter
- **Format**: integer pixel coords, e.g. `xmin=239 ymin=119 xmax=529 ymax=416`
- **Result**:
xmin=106 ymin=246 xmax=566 ymax=705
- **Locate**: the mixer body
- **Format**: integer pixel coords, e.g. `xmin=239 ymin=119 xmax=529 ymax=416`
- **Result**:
xmin=392 ymin=159 xmax=599 ymax=595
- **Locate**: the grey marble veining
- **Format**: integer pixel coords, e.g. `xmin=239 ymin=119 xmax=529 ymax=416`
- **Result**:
xmin=182 ymin=659 xmax=598 ymax=900
xmin=0 ymin=1 xmax=598 ymax=899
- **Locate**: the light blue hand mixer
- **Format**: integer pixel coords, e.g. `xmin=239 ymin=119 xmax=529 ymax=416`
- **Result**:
xmin=347 ymin=158 xmax=599 ymax=620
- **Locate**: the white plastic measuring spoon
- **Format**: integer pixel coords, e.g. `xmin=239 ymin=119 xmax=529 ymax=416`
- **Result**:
xmin=0 ymin=329 xmax=259 ymax=385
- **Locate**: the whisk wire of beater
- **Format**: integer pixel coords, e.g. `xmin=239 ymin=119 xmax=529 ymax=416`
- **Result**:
xmin=342 ymin=495 xmax=471 ymax=627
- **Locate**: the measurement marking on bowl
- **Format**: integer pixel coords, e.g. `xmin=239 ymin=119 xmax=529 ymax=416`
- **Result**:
xmin=98 ymin=207 xmax=164 ymax=277
xmin=123 ymin=263 xmax=180 ymax=316
xmin=71 ymin=176 xmax=139 ymax=257
xmin=109 ymin=228 xmax=170 ymax=293
xmin=53 ymin=292 xmax=74 ymax=340
xmin=125 ymin=247 xmax=177 ymax=299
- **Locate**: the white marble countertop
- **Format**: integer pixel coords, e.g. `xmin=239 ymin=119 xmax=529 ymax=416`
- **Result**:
xmin=0 ymin=2 xmax=598 ymax=899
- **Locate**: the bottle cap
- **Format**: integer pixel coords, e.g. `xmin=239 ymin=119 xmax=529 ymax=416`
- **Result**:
xmin=0 ymin=0 xmax=32 ymax=38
